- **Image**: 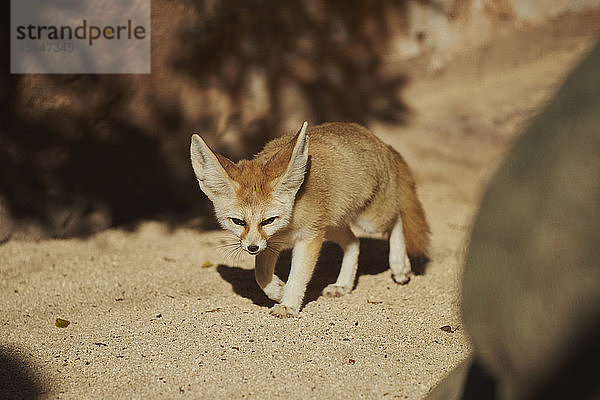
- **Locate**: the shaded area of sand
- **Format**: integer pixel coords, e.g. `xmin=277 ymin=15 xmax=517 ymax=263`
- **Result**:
xmin=1 ymin=13 xmax=598 ymax=399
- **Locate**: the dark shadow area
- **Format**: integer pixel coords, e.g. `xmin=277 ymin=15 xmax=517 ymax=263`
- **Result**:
xmin=460 ymin=358 xmax=497 ymax=400
xmin=178 ymin=1 xmax=412 ymax=132
xmin=217 ymin=237 xmax=429 ymax=310
xmin=216 ymin=264 xmax=274 ymax=308
xmin=456 ymin=313 xmax=600 ymax=399
xmin=410 ymin=254 xmax=430 ymax=276
xmin=531 ymin=311 xmax=600 ymax=400
xmin=0 ymin=347 xmax=45 ymax=400
xmin=0 ymin=0 xmax=422 ymax=240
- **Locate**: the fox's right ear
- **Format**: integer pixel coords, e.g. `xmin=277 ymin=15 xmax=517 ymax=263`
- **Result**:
xmin=190 ymin=134 xmax=238 ymax=200
xmin=274 ymin=121 xmax=309 ymax=199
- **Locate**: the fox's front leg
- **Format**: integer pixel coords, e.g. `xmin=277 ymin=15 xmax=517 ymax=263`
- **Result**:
xmin=255 ymin=247 xmax=284 ymax=302
xmin=270 ymin=235 xmax=323 ymax=318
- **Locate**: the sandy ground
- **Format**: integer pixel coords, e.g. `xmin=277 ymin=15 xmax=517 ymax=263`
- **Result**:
xmin=1 ymin=12 xmax=598 ymax=399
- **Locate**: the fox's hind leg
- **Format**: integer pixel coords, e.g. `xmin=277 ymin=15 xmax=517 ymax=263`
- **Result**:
xmin=322 ymin=226 xmax=359 ymax=297
xmin=389 ymin=217 xmax=412 ymax=284
xmin=255 ymin=247 xmax=285 ymax=302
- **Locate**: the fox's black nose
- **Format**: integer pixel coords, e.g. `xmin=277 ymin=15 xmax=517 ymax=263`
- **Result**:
xmin=247 ymin=245 xmax=259 ymax=253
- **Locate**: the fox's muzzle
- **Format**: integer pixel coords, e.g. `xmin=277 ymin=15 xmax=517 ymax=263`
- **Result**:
xmin=241 ymin=238 xmax=267 ymax=255
xmin=241 ymin=226 xmax=267 ymax=255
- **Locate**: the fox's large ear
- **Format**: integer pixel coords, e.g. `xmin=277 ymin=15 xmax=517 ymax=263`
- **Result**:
xmin=274 ymin=121 xmax=309 ymax=198
xmin=190 ymin=134 xmax=238 ymax=200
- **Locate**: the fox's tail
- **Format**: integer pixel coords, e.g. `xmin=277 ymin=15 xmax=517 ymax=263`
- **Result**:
xmin=397 ymin=160 xmax=430 ymax=262
xmin=401 ymin=191 xmax=430 ymax=260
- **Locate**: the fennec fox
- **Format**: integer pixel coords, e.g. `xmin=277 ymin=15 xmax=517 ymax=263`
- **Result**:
xmin=190 ymin=122 xmax=429 ymax=318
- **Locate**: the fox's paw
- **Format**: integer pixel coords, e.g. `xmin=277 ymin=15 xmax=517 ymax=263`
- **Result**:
xmin=322 ymin=284 xmax=351 ymax=298
xmin=392 ymin=272 xmax=411 ymax=285
xmin=391 ymin=254 xmax=412 ymax=285
xmin=263 ymin=279 xmax=285 ymax=303
xmin=269 ymin=304 xmax=299 ymax=318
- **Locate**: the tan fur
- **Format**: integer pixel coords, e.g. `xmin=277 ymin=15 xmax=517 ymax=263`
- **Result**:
xmin=255 ymin=123 xmax=429 ymax=258
xmin=190 ymin=122 xmax=430 ymax=317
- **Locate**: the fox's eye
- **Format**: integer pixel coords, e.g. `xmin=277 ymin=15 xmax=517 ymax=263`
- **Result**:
xmin=231 ymin=218 xmax=246 ymax=226
xmin=260 ymin=217 xmax=277 ymax=226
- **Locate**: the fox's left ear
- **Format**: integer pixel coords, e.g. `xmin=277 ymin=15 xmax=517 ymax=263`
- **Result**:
xmin=275 ymin=121 xmax=309 ymax=198
xmin=190 ymin=134 xmax=239 ymax=201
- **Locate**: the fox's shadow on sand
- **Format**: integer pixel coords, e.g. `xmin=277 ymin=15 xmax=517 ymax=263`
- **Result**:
xmin=217 ymin=238 xmax=428 ymax=309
